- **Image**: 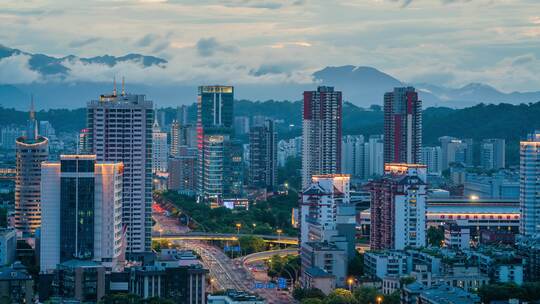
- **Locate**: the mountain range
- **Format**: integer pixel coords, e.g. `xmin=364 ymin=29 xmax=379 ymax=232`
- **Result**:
xmin=0 ymin=45 xmax=540 ymax=109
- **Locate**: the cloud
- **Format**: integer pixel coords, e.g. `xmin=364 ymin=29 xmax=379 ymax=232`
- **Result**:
xmin=0 ymin=55 xmax=41 ymax=84
xmin=136 ymin=34 xmax=160 ymax=47
xmin=195 ymin=37 xmax=237 ymax=57
xmin=387 ymin=0 xmax=413 ymax=7
xmin=512 ymin=54 xmax=536 ymax=66
xmin=219 ymin=0 xmax=302 ymax=9
xmin=249 ymin=62 xmax=303 ymax=76
xmin=68 ymin=37 xmax=101 ymax=48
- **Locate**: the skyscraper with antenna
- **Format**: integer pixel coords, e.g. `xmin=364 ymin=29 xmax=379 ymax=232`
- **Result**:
xmin=86 ymin=79 xmax=154 ymax=254
xmin=15 ymin=97 xmax=49 ymax=236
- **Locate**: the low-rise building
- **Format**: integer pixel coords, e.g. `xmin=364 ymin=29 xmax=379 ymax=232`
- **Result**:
xmin=0 ymin=261 xmax=34 ymax=303
xmin=417 ymin=284 xmax=481 ymax=304
xmin=301 ymin=241 xmax=348 ymax=287
xmin=444 ymin=221 xmax=470 ymax=250
xmin=0 ymin=228 xmax=16 ymax=266
xmin=364 ymin=251 xmax=410 ymax=280
xmin=54 ymin=260 xmax=107 ymax=302
xmin=303 ymin=267 xmax=335 ymax=295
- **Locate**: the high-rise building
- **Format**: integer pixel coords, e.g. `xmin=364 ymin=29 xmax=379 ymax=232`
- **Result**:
xmin=249 ymin=119 xmax=277 ymax=190
xmin=40 ymin=155 xmax=124 ymax=272
xmin=439 ymin=136 xmax=474 ymax=169
xmin=152 ymin=121 xmax=168 ymax=173
xmin=15 ymin=101 xmax=48 ymax=236
xmin=520 ymin=131 xmax=540 ymax=238
xmin=341 ymin=135 xmax=365 ymax=178
xmin=78 ymin=128 xmax=91 ymax=154
xmin=197 ymin=85 xmax=234 ymax=200
xmin=170 ymin=120 xmax=181 ymax=157
xmin=234 ymin=116 xmax=250 ymax=135
xmin=368 ymin=164 xmax=427 ymax=250
xmin=86 ymin=88 xmax=153 ymax=253
xmin=176 ymin=105 xmax=189 ymax=125
xmin=422 ymin=146 xmax=443 ymax=176
xmin=168 ymin=147 xmax=197 ymax=195
xmin=364 ymin=135 xmax=384 ymax=178
xmin=481 ymin=139 xmax=505 ymax=170
xmin=302 ymin=86 xmax=342 ymax=189
xmin=383 ymin=87 xmax=422 ymax=164
xmin=0 ymin=126 xmax=22 ymax=150
xmin=300 ymin=175 xmax=351 ymax=245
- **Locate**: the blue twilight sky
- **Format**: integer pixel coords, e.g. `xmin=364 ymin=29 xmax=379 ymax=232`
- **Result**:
xmin=1 ymin=0 xmax=540 ymax=92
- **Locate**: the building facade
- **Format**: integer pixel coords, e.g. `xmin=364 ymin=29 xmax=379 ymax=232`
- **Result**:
xmin=197 ymin=85 xmax=235 ymax=201
xmin=481 ymin=138 xmax=505 ymax=170
xmin=383 ymin=87 xmax=422 ymax=164
xmin=249 ymin=119 xmax=277 ymax=191
xmin=40 ymin=155 xmax=124 ymax=272
xmin=369 ymin=164 xmax=427 ymax=250
xmin=520 ymin=131 xmax=540 ymax=238
xmin=86 ymin=91 xmax=153 ymax=253
xmin=302 ymin=86 xmax=342 ymax=189
xmin=421 ymin=146 xmax=442 ymax=176
xmin=152 ymin=121 xmax=168 ymax=173
xmin=15 ymin=103 xmax=48 ymax=236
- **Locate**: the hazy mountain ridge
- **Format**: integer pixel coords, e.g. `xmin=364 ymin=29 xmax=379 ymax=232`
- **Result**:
xmin=0 ymin=44 xmax=167 ymax=78
xmin=1 ymin=45 xmax=540 ymax=109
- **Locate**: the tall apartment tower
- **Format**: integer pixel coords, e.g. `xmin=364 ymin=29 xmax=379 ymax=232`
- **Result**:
xmin=520 ymin=131 xmax=540 ymax=238
xmin=421 ymin=146 xmax=443 ymax=176
xmin=15 ymin=100 xmax=49 ymax=236
xmin=368 ymin=164 xmax=427 ymax=250
xmin=152 ymin=120 xmax=168 ymax=173
xmin=481 ymin=138 xmax=506 ymax=170
xmin=302 ymin=86 xmax=342 ymax=189
xmin=40 ymin=155 xmax=124 ymax=272
xmin=86 ymin=88 xmax=153 ymax=253
xmin=170 ymin=120 xmax=180 ymax=157
xmin=249 ymin=119 xmax=277 ymax=191
xmin=383 ymin=87 xmax=422 ymax=164
xmin=197 ymin=85 xmax=234 ymax=201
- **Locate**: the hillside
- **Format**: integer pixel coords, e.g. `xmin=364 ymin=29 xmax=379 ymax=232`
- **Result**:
xmin=1 ymin=101 xmax=539 ymax=165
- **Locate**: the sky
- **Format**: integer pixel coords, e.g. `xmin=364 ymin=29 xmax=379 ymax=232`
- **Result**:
xmin=1 ymin=0 xmax=540 ymax=92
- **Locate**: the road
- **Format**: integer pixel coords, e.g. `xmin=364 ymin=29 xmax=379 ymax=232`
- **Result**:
xmin=153 ymin=202 xmax=296 ymax=304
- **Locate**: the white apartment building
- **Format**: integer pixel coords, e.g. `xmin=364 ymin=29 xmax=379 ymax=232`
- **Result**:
xmin=87 ymin=91 xmax=153 ymax=253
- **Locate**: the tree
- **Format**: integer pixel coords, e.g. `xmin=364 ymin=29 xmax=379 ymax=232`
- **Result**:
xmin=353 ymin=286 xmax=378 ymax=304
xmin=302 ymin=299 xmax=324 ymax=304
xmin=383 ymin=292 xmax=400 ymax=304
xmin=427 ymin=226 xmax=444 ymax=247
xmin=293 ymin=287 xmax=326 ymax=301
xmin=238 ymin=236 xmax=266 ymax=254
xmin=325 ymin=289 xmax=356 ymax=304
xmin=99 ymin=293 xmax=142 ymax=304
xmin=348 ymin=252 xmax=364 ymax=277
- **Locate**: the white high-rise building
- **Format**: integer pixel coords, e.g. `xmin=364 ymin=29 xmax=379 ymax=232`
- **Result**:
xmin=422 ymin=146 xmax=443 ymax=176
xmin=520 ymin=131 xmax=540 ymax=238
xmin=87 ymin=89 xmax=153 ymax=253
xmin=341 ymin=135 xmax=365 ymax=178
xmin=302 ymin=87 xmax=342 ymax=189
xmin=40 ymin=155 xmax=124 ymax=272
xmin=300 ymin=175 xmax=351 ymax=245
xmin=439 ymin=136 xmax=474 ymax=169
xmin=152 ymin=121 xmax=168 ymax=173
xmin=481 ymin=138 xmax=505 ymax=170
xmin=364 ymin=135 xmax=384 ymax=178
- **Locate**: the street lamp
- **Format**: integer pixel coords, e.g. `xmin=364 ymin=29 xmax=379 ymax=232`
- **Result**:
xmin=236 ymin=223 xmax=242 ymax=234
xmin=277 ymin=229 xmax=283 ymax=242
xmin=210 ymin=278 xmax=215 ymax=293
xmin=347 ymin=277 xmax=354 ymax=291
xmin=376 ymin=296 xmax=383 ymax=304
xmin=158 ymin=228 xmax=163 ymax=239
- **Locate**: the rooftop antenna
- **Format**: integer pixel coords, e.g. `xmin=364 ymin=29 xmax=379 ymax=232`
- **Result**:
xmin=29 ymin=95 xmax=35 ymax=120
xmin=113 ymin=76 xmax=117 ymax=96
xmin=121 ymin=76 xmax=125 ymax=96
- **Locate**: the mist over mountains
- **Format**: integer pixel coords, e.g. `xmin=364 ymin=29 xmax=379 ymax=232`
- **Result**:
xmin=0 ymin=45 xmax=540 ymax=109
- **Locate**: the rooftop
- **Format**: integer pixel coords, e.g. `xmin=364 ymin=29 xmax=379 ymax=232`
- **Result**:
xmin=419 ymin=284 xmax=480 ymax=304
